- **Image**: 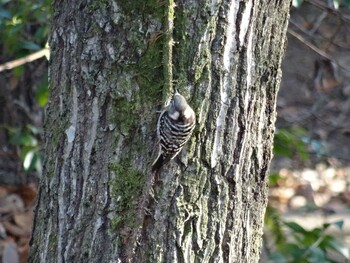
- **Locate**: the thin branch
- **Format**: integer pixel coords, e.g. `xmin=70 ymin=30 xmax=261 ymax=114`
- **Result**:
xmin=324 ymin=18 xmax=342 ymax=52
xmin=288 ymin=19 xmax=328 ymax=43
xmin=288 ymin=28 xmax=332 ymax=60
xmin=290 ymin=18 xmax=350 ymax=50
xmin=288 ymin=28 xmax=350 ymax=72
xmin=0 ymin=48 xmax=49 ymax=73
xmin=305 ymin=0 xmax=350 ymax=22
xmin=309 ymin=11 xmax=328 ymax=35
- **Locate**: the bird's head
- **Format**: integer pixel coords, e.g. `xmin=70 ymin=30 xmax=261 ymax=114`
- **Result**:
xmin=168 ymin=90 xmax=194 ymax=121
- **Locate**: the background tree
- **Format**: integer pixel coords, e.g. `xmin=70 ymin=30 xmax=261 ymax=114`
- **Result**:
xmin=29 ymin=1 xmax=291 ymax=263
xmin=0 ymin=0 xmax=49 ymax=184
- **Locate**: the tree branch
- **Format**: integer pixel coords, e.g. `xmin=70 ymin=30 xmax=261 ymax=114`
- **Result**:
xmin=305 ymin=0 xmax=350 ymax=22
xmin=287 ymin=28 xmax=331 ymax=60
xmin=0 ymin=48 xmax=49 ymax=73
xmin=288 ymin=28 xmax=350 ymax=72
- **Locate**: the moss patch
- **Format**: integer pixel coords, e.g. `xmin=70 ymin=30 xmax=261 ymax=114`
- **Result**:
xmin=87 ymin=0 xmax=110 ymax=12
xmin=132 ymin=36 xmax=165 ymax=105
xmin=109 ymin=161 xmax=144 ymax=229
xmin=116 ymin=0 xmax=164 ymax=19
xmin=111 ymin=98 xmax=137 ymax=136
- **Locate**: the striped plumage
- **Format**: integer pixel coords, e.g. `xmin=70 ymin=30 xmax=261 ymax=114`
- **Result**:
xmin=151 ymin=91 xmax=196 ymax=172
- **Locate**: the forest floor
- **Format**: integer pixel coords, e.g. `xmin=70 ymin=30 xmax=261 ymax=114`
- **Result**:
xmin=267 ymin=4 xmax=350 ymax=261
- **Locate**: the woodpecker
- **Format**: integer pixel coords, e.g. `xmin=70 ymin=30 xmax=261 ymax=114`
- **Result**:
xmin=151 ymin=90 xmax=196 ymax=173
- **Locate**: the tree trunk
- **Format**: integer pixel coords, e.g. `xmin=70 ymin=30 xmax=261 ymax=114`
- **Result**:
xmin=29 ymin=0 xmax=291 ymax=262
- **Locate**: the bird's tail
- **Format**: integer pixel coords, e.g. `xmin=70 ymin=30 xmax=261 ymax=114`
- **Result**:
xmin=151 ymin=153 xmax=164 ymax=173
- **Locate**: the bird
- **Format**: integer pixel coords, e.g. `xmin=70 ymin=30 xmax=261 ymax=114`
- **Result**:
xmin=151 ymin=90 xmax=196 ymax=173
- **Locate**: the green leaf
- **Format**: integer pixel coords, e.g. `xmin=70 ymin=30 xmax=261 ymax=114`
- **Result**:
xmin=269 ymin=172 xmax=284 ymax=187
xmin=23 ymin=150 xmax=35 ymax=171
xmin=22 ymin=148 xmax=43 ymax=173
xmin=307 ymin=247 xmax=327 ymax=262
xmin=280 ymin=243 xmax=307 ymax=261
xmin=328 ymin=239 xmax=350 ymax=260
xmin=321 ymin=220 xmax=343 ymax=232
xmin=292 ymin=0 xmax=304 ymax=8
xmin=26 ymin=124 xmax=42 ymax=135
xmin=273 ymin=143 xmax=293 ymax=158
xmin=12 ymin=65 xmax=24 ymax=78
xmin=36 ymin=86 xmax=48 ymax=106
xmin=333 ymin=0 xmax=340 ymax=9
xmin=0 ymin=8 xmax=11 ymax=19
xmin=10 ymin=132 xmax=38 ymax=147
xmin=302 ymin=228 xmax=321 ymax=246
xmin=265 ymin=206 xmax=285 ymax=246
xmin=21 ymin=40 xmax=41 ymax=51
xmin=35 ymin=73 xmax=49 ymax=107
xmin=331 ymin=220 xmax=344 ymax=230
xmin=284 ymin=221 xmax=307 ymax=234
xmin=322 ymin=222 xmax=331 ymax=229
xmin=34 ymin=26 xmax=48 ymax=41
xmin=269 ymin=252 xmax=288 ymax=263
xmin=274 ymin=127 xmax=310 ymax=160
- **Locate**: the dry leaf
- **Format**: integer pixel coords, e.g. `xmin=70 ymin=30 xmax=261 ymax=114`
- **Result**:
xmin=17 ymin=241 xmax=30 ymax=263
xmin=0 ymin=194 xmax=24 ymax=214
xmin=0 ymin=187 xmax=10 ymax=199
xmin=3 ymin=221 xmax=30 ymax=238
xmin=15 ymin=185 xmax=37 ymax=207
xmin=13 ymin=211 xmax=33 ymax=233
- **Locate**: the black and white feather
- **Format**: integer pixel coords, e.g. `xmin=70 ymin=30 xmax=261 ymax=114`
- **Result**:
xmin=151 ymin=90 xmax=196 ymax=172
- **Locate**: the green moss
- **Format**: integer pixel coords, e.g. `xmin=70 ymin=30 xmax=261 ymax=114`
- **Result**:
xmin=109 ymin=28 xmax=165 ymax=130
xmin=111 ymin=98 xmax=137 ymax=136
xmin=48 ymin=233 xmax=57 ymax=247
xmin=116 ymin=0 xmax=164 ymax=19
xmin=172 ymin=9 xmax=194 ymax=85
xmin=111 ymin=216 xmax=123 ymax=230
xmin=87 ymin=0 xmax=110 ymax=12
xmin=47 ymin=167 xmax=55 ymax=178
xmin=186 ymin=136 xmax=197 ymax=160
xmin=109 ymin=161 xmax=144 ymax=229
xmin=173 ymin=4 xmax=218 ymax=87
xmin=133 ymin=37 xmax=165 ymax=105
xmin=115 ymin=0 xmax=174 ymax=104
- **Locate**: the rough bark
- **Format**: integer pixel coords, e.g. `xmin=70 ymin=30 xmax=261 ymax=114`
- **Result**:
xmin=29 ymin=0 xmax=291 ymax=263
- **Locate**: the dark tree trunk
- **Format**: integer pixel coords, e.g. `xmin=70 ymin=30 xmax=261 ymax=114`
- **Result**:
xmin=29 ymin=0 xmax=291 ymax=262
